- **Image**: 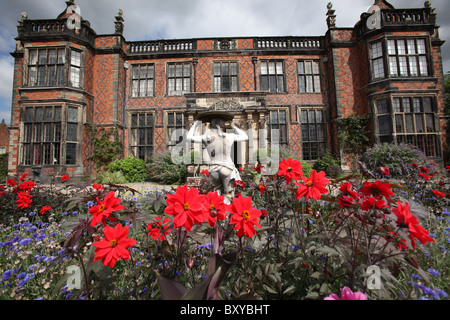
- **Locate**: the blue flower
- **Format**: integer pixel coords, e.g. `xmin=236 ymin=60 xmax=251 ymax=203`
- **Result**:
xmin=19 ymin=238 xmax=33 ymax=246
xmin=427 ymin=268 xmax=441 ymax=277
xmin=16 ymin=272 xmax=26 ymax=279
xmin=36 ymin=234 xmax=46 ymax=241
xmin=18 ymin=273 xmax=35 ymax=286
xmin=437 ymin=289 xmax=448 ymax=298
xmin=2 ymin=269 xmax=13 ymax=281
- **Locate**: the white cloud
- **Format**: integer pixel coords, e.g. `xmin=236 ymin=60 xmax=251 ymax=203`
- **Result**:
xmin=0 ymin=55 xmax=14 ymax=124
xmin=0 ymin=108 xmax=11 ymax=124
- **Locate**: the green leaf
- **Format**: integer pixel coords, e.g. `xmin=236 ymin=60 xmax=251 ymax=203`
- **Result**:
xmin=305 ymin=291 xmax=319 ymax=299
xmin=283 ymin=285 xmax=296 ymax=295
xmin=263 ymin=284 xmax=278 ymax=294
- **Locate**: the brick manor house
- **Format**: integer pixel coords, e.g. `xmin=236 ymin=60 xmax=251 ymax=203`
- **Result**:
xmin=7 ymin=0 xmax=448 ymax=181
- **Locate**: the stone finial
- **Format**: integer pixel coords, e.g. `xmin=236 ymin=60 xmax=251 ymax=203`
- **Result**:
xmin=115 ymin=9 xmax=124 ymax=34
xmin=424 ymin=1 xmax=431 ymax=8
xmin=17 ymin=12 xmax=28 ymax=36
xmin=326 ymin=2 xmax=336 ymax=28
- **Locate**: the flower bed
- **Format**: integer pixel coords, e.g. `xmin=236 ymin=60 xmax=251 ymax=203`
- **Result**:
xmin=0 ymin=160 xmax=448 ymax=300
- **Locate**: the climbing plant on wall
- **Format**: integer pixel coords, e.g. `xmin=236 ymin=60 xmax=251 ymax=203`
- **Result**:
xmin=334 ymin=113 xmax=370 ymax=157
xmin=86 ymin=124 xmax=124 ymax=172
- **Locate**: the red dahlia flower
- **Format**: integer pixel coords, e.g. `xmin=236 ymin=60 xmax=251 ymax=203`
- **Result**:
xmin=277 ymin=158 xmax=303 ymax=184
xmin=258 ymin=182 xmax=266 ymax=195
xmin=92 ymin=184 xmax=104 ymax=191
xmin=18 ymin=173 xmax=28 ymax=181
xmin=233 ymin=180 xmax=245 ymax=188
xmin=164 ymin=185 xmax=206 ymax=231
xmin=338 ymin=195 xmax=357 ymax=208
xmin=432 ymin=190 xmax=446 ymax=197
xmin=379 ymin=167 xmax=390 ymax=177
xmin=392 ymin=201 xmax=435 ymax=250
xmin=61 ymin=174 xmax=69 ymax=182
xmin=360 ymin=180 xmax=394 ymax=200
xmin=294 ymin=170 xmax=330 ymax=201
xmin=7 ymin=179 xmax=17 ymax=187
xmin=201 ymin=169 xmax=210 ymax=176
xmin=147 ymin=216 xmax=172 ymax=241
xmin=229 ymin=196 xmax=262 ymax=238
xmin=255 ymin=164 xmax=264 ymax=174
xmin=17 ymin=192 xmax=32 ymax=209
xmin=89 ymin=191 xmax=125 ymax=227
xmin=18 ymin=181 xmax=35 ymax=192
xmin=339 ymin=182 xmax=358 ymax=199
xmin=418 ymin=173 xmax=431 ymax=181
xmin=202 ymin=191 xmax=227 ymax=227
xmin=39 ymin=206 xmax=52 ymax=215
xmin=361 ymin=197 xmax=388 ymax=211
xmin=93 ymin=224 xmax=137 ymax=268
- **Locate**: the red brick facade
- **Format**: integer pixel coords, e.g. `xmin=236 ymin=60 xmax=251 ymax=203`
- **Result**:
xmin=7 ymin=0 xmax=448 ymax=181
xmin=0 ymin=120 xmax=9 ymax=154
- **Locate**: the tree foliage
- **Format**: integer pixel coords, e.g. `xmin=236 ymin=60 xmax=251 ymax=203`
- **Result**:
xmin=335 ymin=113 xmax=370 ymax=156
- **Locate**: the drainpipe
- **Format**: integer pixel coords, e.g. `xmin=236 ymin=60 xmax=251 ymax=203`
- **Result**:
xmin=123 ymin=61 xmax=129 ymax=157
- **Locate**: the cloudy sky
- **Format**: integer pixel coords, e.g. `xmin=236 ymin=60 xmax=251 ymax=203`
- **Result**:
xmin=0 ymin=0 xmax=449 ymax=124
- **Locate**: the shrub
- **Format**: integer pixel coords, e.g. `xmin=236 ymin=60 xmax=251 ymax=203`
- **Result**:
xmin=96 ymin=171 xmax=128 ymax=184
xmin=313 ymin=152 xmax=341 ymax=173
xmin=325 ymin=165 xmax=343 ymax=179
xmin=146 ymin=150 xmax=187 ymax=185
xmin=107 ymin=157 xmax=149 ymax=183
xmin=360 ymin=143 xmax=427 ymax=178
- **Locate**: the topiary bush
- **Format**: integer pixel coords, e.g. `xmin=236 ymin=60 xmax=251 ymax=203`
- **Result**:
xmin=107 ymin=157 xmax=149 ymax=183
xmin=359 ymin=143 xmax=427 ymax=179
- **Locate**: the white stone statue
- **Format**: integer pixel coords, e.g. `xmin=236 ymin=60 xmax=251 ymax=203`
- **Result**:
xmin=187 ymin=114 xmax=248 ymax=200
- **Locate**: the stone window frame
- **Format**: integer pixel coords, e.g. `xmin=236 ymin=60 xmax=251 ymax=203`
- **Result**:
xmin=212 ymin=61 xmax=239 ymax=93
xmin=25 ymin=45 xmax=85 ymax=89
xmin=165 ymin=110 xmax=186 ymax=148
xmin=267 ymin=107 xmax=289 ymax=149
xmin=372 ymin=95 xmax=441 ymax=158
xmin=20 ymin=103 xmax=83 ymax=167
xmin=260 ymin=60 xmax=286 ymax=93
xmin=297 ymin=60 xmax=323 ymax=93
xmin=369 ymin=40 xmax=386 ymax=80
xmin=130 ymin=63 xmax=155 ymax=98
xmin=386 ymin=38 xmax=429 ymax=77
xmin=299 ymin=107 xmax=327 ymax=161
xmin=129 ymin=111 xmax=155 ymax=161
xmin=166 ymin=62 xmax=193 ymax=96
